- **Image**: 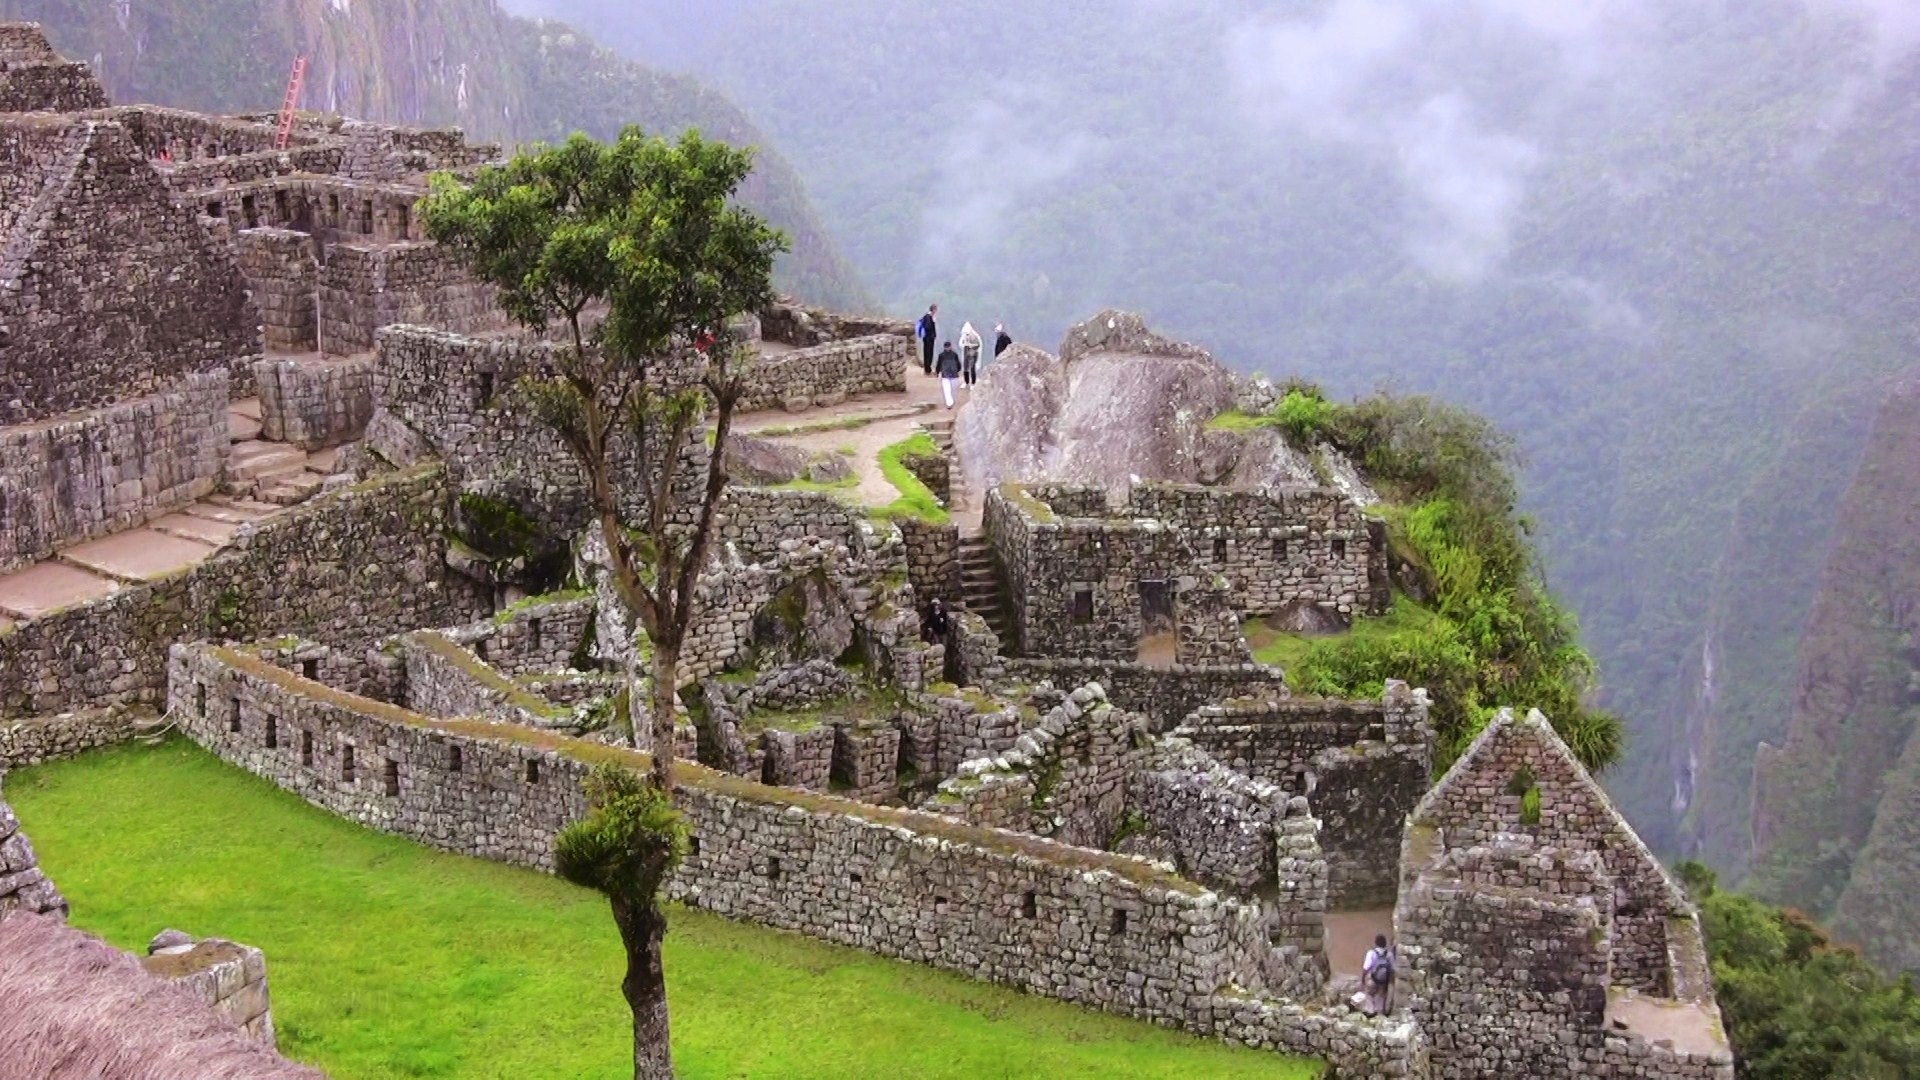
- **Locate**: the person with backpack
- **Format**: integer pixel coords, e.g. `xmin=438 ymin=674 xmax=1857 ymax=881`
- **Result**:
xmin=916 ymin=303 xmax=939 ymax=376
xmin=993 ymin=323 xmax=1013 ymax=359
xmin=936 ymin=341 xmax=963 ymax=409
xmin=1362 ymin=934 xmax=1396 ymax=1016
xmin=959 ymin=321 xmax=984 ymax=387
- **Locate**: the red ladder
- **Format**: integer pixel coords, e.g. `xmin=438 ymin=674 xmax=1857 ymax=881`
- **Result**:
xmin=273 ymin=56 xmax=308 ymax=151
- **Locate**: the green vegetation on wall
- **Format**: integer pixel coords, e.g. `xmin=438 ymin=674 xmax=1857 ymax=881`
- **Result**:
xmin=1256 ymin=387 xmax=1621 ymax=772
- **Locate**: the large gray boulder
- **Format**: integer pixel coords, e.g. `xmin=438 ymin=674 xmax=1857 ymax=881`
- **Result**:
xmin=958 ymin=310 xmax=1235 ymax=497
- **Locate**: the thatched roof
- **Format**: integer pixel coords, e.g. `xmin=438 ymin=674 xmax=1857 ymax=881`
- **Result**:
xmin=0 ymin=911 xmax=324 ymax=1079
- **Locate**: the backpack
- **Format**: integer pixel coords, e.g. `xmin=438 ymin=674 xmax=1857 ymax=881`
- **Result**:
xmin=917 ymin=314 xmax=933 ymax=340
xmin=1369 ymin=949 xmax=1394 ymax=986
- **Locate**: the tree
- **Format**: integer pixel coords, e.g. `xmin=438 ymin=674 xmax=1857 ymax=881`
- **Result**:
xmin=422 ymin=128 xmax=786 ymax=1079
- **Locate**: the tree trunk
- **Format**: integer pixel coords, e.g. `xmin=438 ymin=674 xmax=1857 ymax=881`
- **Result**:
xmin=648 ymin=641 xmax=681 ymax=792
xmin=611 ymin=892 xmax=674 ymax=1080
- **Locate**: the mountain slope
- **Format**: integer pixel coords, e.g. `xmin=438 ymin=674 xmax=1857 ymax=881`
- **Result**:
xmin=2 ymin=0 xmax=868 ymax=309
xmin=1749 ymin=382 xmax=1920 ymax=966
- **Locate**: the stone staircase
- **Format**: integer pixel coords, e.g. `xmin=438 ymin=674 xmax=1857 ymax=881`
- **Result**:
xmin=222 ymin=398 xmax=342 ymax=506
xmin=956 ymin=531 xmax=1013 ymax=646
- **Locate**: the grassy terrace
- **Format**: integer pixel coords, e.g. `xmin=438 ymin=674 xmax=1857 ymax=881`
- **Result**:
xmin=1245 ymin=596 xmax=1441 ymax=674
xmin=8 ymin=742 xmax=1322 ymax=1079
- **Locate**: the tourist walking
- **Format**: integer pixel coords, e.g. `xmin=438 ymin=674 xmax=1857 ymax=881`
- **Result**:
xmin=936 ymin=341 xmax=963 ymax=409
xmin=916 ymin=303 xmax=939 ymax=376
xmin=923 ymin=598 xmax=951 ymax=644
xmin=994 ymin=323 xmax=1013 ymax=358
xmin=959 ymin=321 xmax=983 ymax=387
xmin=1362 ymin=934 xmax=1396 ymax=1016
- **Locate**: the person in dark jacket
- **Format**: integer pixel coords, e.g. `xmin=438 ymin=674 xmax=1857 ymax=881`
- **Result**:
xmin=936 ymin=341 xmax=963 ymax=408
xmin=916 ymin=303 xmax=939 ymax=375
xmin=994 ymin=323 xmax=1013 ymax=358
xmin=923 ymin=598 xmax=951 ymax=644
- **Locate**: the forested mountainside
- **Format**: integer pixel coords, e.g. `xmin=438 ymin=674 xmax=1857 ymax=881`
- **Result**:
xmin=1748 ymin=383 xmax=1920 ymax=972
xmin=518 ymin=0 xmax=1920 ymax=898
xmin=2 ymin=0 xmax=867 ymax=309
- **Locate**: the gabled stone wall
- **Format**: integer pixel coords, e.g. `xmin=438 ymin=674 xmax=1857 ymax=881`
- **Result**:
xmin=1408 ymin=709 xmax=1692 ymax=995
xmin=0 ymin=25 xmax=106 ymax=113
xmin=0 ymin=116 xmax=258 ymax=423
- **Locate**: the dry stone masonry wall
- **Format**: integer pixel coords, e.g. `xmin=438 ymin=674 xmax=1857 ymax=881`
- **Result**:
xmin=166 ymin=643 xmax=1414 ymax=1077
xmin=0 ymin=371 xmax=229 ymax=570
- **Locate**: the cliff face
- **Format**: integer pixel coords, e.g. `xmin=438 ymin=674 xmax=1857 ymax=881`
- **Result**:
xmin=1748 ymin=381 xmax=1920 ymax=967
xmin=1 ymin=0 xmax=866 ymax=309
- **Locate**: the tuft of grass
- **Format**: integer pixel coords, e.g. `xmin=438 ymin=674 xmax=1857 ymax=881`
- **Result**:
xmin=871 ymin=432 xmax=950 ymax=524
xmin=1203 ymin=410 xmax=1276 ymax=433
xmin=7 ymin=742 xmax=1320 ymax=1080
xmin=1247 ymin=594 xmax=1442 ymax=673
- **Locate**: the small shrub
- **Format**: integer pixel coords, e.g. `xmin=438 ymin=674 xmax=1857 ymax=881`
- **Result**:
xmin=1274 ymin=389 xmax=1337 ymax=444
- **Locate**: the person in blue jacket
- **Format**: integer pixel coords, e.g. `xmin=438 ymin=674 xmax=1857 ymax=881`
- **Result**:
xmin=916 ymin=303 xmax=939 ymax=375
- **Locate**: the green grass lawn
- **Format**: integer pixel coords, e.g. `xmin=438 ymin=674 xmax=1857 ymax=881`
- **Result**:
xmin=7 ymin=741 xmax=1321 ymax=1080
xmin=1247 ymin=595 xmax=1442 ymax=673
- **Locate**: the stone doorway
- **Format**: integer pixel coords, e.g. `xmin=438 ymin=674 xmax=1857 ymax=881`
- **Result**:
xmin=1137 ymin=579 xmax=1175 ymax=667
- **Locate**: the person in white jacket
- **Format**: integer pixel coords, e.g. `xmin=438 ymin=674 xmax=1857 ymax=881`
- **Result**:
xmin=958 ymin=321 xmax=984 ymax=387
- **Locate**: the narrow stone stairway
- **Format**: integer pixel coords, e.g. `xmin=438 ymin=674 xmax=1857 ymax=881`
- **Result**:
xmin=956 ymin=531 xmax=1013 ymax=646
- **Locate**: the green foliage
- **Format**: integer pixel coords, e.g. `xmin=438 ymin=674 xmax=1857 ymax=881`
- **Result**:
xmin=871 ymin=431 xmax=950 ymax=524
xmin=1273 ymin=389 xmax=1338 ymax=445
xmin=554 ymin=763 xmax=686 ymax=899
xmin=9 ymin=741 xmax=1318 ymax=1078
xmin=1271 ymin=392 xmax=1620 ymax=772
xmin=1678 ymin=862 xmax=1920 ymax=1079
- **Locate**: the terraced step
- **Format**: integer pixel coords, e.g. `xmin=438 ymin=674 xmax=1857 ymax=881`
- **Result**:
xmin=258 ymin=473 xmax=326 ymax=506
xmin=229 ymin=440 xmax=308 ymax=480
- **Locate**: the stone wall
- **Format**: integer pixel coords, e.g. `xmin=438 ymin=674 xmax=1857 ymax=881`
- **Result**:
xmin=1126 ymin=743 xmax=1286 ymax=895
xmin=253 ymin=355 xmax=374 ymax=450
xmin=318 ymin=244 xmax=502 ymax=356
xmin=1002 ymin=658 xmax=1289 ymax=732
xmin=236 ymin=228 xmax=318 ymax=352
xmin=439 ymin=594 xmax=597 ymax=678
xmin=757 ymin=300 xmax=912 ymax=347
xmin=0 ymin=465 xmax=487 ymax=719
xmin=0 ymin=25 xmax=106 ymax=113
xmin=1407 ymin=709 xmax=1693 ymax=995
xmin=0 ymin=709 xmax=140 ymax=770
xmin=1174 ymin=684 xmax=1432 ymax=909
xmin=935 ymin=684 xmax=1144 ymax=849
xmin=388 ymin=631 xmax=575 ymax=730
xmin=899 ymin=520 xmax=959 ymax=608
xmin=0 ymin=781 xmax=66 ymax=917
xmin=141 ymin=936 xmax=278 ymax=1046
xmin=1130 ymin=484 xmax=1390 ymax=619
xmin=1399 ymin=840 xmax=1613 ymax=1080
xmin=0 ymin=372 xmax=229 ymax=571
xmin=738 ymin=335 xmax=912 ymax=412
xmin=0 ymin=115 xmax=258 ymax=424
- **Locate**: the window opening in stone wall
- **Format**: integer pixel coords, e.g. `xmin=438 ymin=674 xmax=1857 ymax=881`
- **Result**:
xmin=341 ymin=744 xmax=355 ymax=783
xmin=1110 ymin=909 xmax=1128 ymax=935
xmin=265 ymin=715 xmax=277 ymax=750
xmin=1022 ymin=891 xmax=1037 ymax=918
xmin=1070 ymin=588 xmax=1094 ymax=626
xmin=849 ymin=872 xmax=861 ymax=885
xmin=475 ymin=636 xmax=490 ymax=662
xmin=1212 ymin=536 xmax=1227 ymax=560
xmin=528 ymin=618 xmax=543 ymax=651
xmin=275 ymin=189 xmax=289 ymax=222
xmin=301 ymin=730 xmax=313 ymax=767
xmin=361 ymin=200 xmax=374 ymax=234
xmin=194 ymin=682 xmax=206 ymax=717
xmin=1507 ymin=766 xmax=1542 ymax=826
xmin=229 ymin=698 xmax=242 ymax=734
xmin=1332 ymin=536 xmax=1347 ymax=558
xmin=935 ymin=895 xmax=950 ymax=912
xmin=1367 ymin=718 xmax=1386 ymax=742
xmin=525 ymin=760 xmax=539 ymax=784
xmin=477 ymin=372 xmax=494 ymax=410
xmin=767 ymin=857 xmax=782 ymax=881
xmin=301 ymin=657 xmax=319 ymax=681
xmin=206 ymin=200 xmax=223 ymax=218
xmin=241 ymin=193 xmax=258 ymax=229
xmin=395 ymin=201 xmax=410 ymax=238
xmin=1275 ymin=535 xmax=1288 ymax=559
xmin=449 ymin=744 xmax=463 ymax=772
xmin=688 ymin=836 xmax=700 ymax=857
xmin=384 ymin=759 xmax=400 ymax=797
xmin=327 ymin=193 xmax=340 ymax=223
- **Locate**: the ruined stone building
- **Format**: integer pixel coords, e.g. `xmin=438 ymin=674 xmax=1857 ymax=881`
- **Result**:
xmin=0 ymin=26 xmax=1732 ymax=1078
